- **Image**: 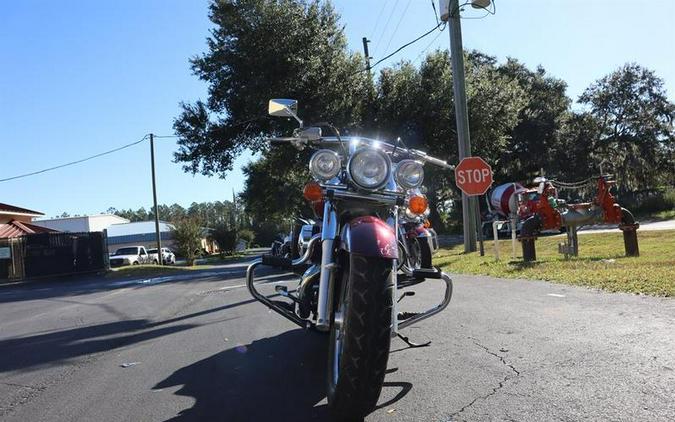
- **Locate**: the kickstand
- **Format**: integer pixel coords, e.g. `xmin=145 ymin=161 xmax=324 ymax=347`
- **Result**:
xmin=397 ymin=333 xmax=431 ymax=348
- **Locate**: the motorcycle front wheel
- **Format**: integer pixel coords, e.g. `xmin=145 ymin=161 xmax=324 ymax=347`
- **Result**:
xmin=327 ymin=254 xmax=394 ymax=421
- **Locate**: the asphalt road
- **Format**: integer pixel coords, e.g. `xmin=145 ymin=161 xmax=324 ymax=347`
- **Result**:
xmin=1 ymin=259 xmax=674 ymax=422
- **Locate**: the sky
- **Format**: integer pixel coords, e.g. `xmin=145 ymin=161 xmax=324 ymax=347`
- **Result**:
xmin=1 ymin=0 xmax=673 ymax=218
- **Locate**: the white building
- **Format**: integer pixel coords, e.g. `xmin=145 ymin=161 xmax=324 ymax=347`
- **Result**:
xmin=33 ymin=214 xmax=130 ymax=233
xmin=106 ymin=221 xmax=175 ymax=252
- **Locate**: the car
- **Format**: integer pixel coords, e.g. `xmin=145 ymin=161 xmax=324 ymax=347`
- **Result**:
xmin=148 ymin=247 xmax=176 ymax=265
xmin=109 ymin=246 xmax=152 ymax=267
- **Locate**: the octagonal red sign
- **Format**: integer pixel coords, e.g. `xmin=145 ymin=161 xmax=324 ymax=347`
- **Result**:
xmin=455 ymin=156 xmax=493 ymax=196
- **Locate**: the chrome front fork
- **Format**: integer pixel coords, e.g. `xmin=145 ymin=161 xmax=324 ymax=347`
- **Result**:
xmin=316 ymin=199 xmax=339 ymax=331
xmin=389 ymin=209 xmax=399 ymax=338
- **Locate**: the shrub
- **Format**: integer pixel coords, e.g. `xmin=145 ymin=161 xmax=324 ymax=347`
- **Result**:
xmin=237 ymin=228 xmax=255 ymax=248
xmin=171 ymin=218 xmax=203 ymax=265
xmin=210 ymin=224 xmax=238 ymax=256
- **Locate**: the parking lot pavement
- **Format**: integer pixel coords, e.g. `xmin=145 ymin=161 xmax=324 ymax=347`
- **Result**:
xmin=1 ymin=264 xmax=673 ymax=421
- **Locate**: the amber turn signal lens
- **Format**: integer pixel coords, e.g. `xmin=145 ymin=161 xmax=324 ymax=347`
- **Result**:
xmin=408 ymin=195 xmax=428 ymax=215
xmin=303 ymin=182 xmax=323 ymax=202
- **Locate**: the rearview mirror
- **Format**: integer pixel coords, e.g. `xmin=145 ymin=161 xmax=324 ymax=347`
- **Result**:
xmin=268 ymin=99 xmax=298 ymax=117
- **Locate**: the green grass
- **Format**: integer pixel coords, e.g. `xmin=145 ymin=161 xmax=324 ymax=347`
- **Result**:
xmin=650 ymin=210 xmax=675 ymax=220
xmin=104 ymin=253 xmax=249 ymax=280
xmin=435 ymin=230 xmax=675 ymax=296
xmin=104 ymin=265 xmax=200 ymax=280
xmin=199 ymin=253 xmax=245 ymax=264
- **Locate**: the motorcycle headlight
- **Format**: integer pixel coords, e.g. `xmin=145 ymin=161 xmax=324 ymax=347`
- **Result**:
xmin=395 ymin=159 xmax=424 ymax=189
xmin=309 ymin=149 xmax=341 ymax=181
xmin=348 ymin=147 xmax=391 ymax=190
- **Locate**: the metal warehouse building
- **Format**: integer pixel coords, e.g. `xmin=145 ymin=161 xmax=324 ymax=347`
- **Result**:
xmin=106 ymin=221 xmax=175 ymax=253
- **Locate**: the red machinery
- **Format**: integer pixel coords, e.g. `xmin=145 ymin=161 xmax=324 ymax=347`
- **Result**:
xmin=518 ymin=176 xmax=639 ymax=261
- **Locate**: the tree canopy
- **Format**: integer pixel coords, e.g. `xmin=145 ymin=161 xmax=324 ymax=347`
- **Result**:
xmin=173 ymin=0 xmax=675 ymax=231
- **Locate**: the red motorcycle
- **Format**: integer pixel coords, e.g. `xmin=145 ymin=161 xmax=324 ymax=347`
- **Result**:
xmin=247 ymin=99 xmax=453 ymax=420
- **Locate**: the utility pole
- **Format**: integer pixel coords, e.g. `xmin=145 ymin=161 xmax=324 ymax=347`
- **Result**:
xmin=149 ymin=133 xmax=163 ymax=265
xmin=362 ymin=37 xmax=372 ymax=73
xmin=443 ymin=0 xmax=477 ymax=252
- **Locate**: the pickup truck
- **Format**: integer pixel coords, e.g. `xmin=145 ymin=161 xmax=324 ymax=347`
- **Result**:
xmin=109 ymin=246 xmax=152 ymax=267
xmin=147 ymin=247 xmax=176 ymax=265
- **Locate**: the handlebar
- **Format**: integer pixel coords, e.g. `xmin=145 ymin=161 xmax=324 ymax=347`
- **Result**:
xmin=268 ymin=137 xmax=299 ymax=144
xmin=266 ymin=136 xmax=452 ymax=169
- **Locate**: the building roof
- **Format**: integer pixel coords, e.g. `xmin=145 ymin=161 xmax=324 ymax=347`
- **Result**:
xmin=0 ymin=220 xmax=58 ymax=238
xmin=0 ymin=203 xmax=44 ymax=217
xmin=35 ymin=214 xmax=130 ymax=223
xmin=107 ymin=221 xmax=175 ymax=238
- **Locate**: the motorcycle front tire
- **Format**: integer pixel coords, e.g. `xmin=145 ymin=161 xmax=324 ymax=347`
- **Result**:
xmin=327 ymin=254 xmax=394 ymax=421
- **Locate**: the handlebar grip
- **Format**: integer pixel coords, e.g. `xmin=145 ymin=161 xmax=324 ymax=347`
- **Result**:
xmin=427 ymin=157 xmax=454 ymax=170
xmin=267 ymin=137 xmax=292 ymax=144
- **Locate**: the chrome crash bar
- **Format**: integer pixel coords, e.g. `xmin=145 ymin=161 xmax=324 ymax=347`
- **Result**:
xmin=397 ymin=271 xmax=453 ymax=331
xmin=246 ymin=234 xmax=321 ymax=328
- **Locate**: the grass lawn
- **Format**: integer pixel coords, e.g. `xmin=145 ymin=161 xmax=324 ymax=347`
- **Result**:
xmin=435 ymin=230 xmax=675 ymax=297
xmin=104 ymin=264 xmax=200 ymax=280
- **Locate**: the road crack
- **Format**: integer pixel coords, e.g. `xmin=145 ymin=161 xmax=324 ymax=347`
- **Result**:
xmin=446 ymin=337 xmax=521 ymax=421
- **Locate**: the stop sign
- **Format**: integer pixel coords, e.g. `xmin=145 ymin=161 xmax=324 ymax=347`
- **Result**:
xmin=455 ymin=156 xmax=493 ymax=196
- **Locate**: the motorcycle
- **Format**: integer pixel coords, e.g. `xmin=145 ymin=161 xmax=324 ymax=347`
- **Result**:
xmin=398 ymin=205 xmax=438 ymax=272
xmin=247 ymin=99 xmax=454 ymax=420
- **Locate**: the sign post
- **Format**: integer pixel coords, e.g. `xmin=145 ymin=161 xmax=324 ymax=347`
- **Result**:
xmin=455 ymin=157 xmax=493 ymax=255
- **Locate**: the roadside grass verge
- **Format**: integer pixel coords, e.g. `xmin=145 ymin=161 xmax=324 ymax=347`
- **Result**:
xmin=104 ymin=253 xmax=252 ymax=280
xmin=435 ymin=230 xmax=675 ymax=296
xmin=104 ymin=265 xmax=199 ymax=280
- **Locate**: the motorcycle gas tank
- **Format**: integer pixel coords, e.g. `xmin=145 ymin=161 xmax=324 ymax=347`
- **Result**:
xmin=340 ymin=216 xmax=398 ymax=259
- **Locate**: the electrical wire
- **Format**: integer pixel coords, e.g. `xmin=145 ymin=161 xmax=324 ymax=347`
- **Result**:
xmin=0 ymin=135 xmax=149 ymax=183
xmin=431 ymin=0 xmax=440 ymax=25
xmin=372 ymin=0 xmax=400 ymax=55
xmin=351 ymin=21 xmax=445 ymax=77
xmin=382 ymin=0 xmax=412 ymax=56
xmin=369 ymin=0 xmax=390 ymax=40
xmin=413 ymin=23 xmax=447 ymax=64
xmin=457 ymin=0 xmax=496 ymax=19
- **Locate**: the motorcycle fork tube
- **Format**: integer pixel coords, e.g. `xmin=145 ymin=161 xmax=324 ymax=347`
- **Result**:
xmin=390 ymin=208 xmax=399 ymax=338
xmin=316 ymin=199 xmax=339 ymax=331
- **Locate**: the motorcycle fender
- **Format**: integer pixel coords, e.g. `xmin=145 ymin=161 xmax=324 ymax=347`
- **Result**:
xmin=341 ymin=216 xmax=398 ymax=259
xmin=415 ymin=226 xmax=431 ymax=237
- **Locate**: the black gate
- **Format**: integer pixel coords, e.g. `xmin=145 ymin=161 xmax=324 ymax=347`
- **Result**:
xmin=21 ymin=232 xmax=108 ymax=279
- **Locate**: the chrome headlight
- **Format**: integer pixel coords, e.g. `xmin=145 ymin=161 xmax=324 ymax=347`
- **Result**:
xmin=309 ymin=149 xmax=341 ymax=181
xmin=395 ymin=159 xmax=424 ymax=189
xmin=348 ymin=147 xmax=391 ymax=190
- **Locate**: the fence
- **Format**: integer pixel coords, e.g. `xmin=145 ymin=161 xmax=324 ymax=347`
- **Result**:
xmin=0 ymin=232 xmax=109 ymax=282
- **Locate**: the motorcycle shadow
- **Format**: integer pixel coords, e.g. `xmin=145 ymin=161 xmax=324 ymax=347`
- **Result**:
xmin=154 ymin=328 xmax=329 ymax=421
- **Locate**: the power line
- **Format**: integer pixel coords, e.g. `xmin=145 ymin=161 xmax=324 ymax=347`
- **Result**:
xmin=369 ymin=0 xmax=390 ymax=40
xmin=372 ymin=0 xmax=400 ymax=55
xmin=352 ymin=21 xmax=445 ymax=77
xmin=413 ymin=23 xmax=447 ymax=64
xmin=382 ymin=0 xmax=412 ymax=55
xmin=0 ymin=134 xmax=149 ymax=183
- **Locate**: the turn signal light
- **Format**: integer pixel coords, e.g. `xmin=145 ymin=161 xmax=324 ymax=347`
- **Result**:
xmin=408 ymin=195 xmax=428 ymax=215
xmin=303 ymin=182 xmax=323 ymax=202
xmin=423 ymin=219 xmax=432 ymax=228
